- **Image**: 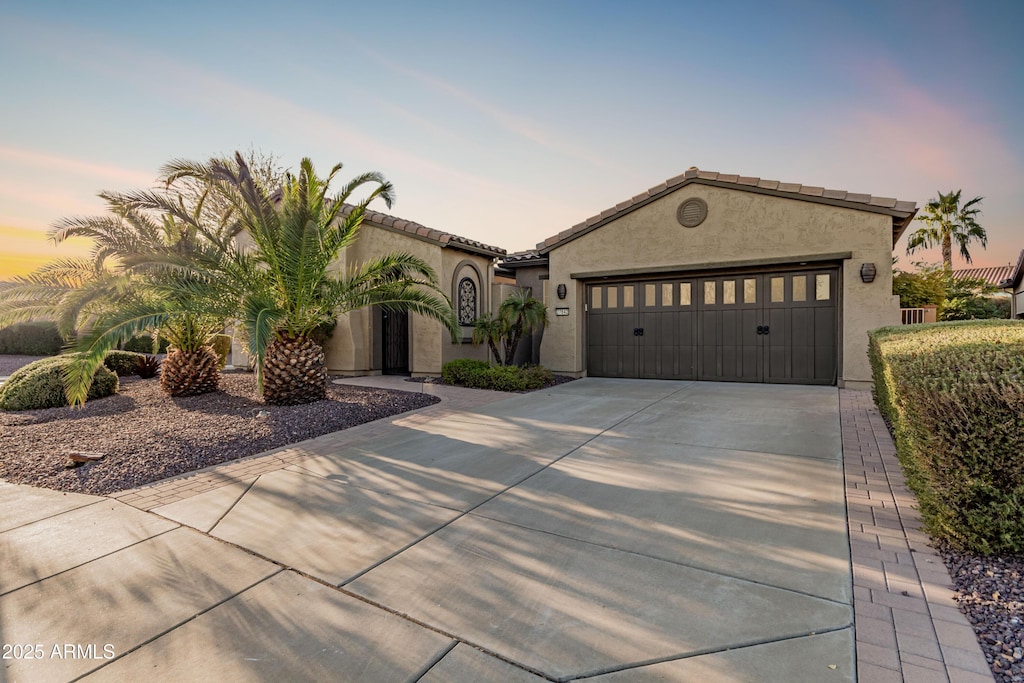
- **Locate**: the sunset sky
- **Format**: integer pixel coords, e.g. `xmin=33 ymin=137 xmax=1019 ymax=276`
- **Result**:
xmin=1 ymin=0 xmax=1021 ymax=279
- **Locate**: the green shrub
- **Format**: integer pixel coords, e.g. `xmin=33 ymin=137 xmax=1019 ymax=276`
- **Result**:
xmin=442 ymin=358 xmax=490 ymax=385
xmin=104 ymin=350 xmax=146 ymax=376
xmin=123 ymin=334 xmax=170 ymax=354
xmin=0 ymin=321 xmax=63 ymax=355
xmin=0 ymin=355 xmax=118 ymax=410
xmin=441 ymin=359 xmax=553 ymax=391
xmin=210 ymin=334 xmax=232 ymax=369
xmin=869 ymin=320 xmax=1024 ymax=554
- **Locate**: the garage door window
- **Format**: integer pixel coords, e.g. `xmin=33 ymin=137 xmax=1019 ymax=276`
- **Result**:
xmin=680 ymin=282 xmax=692 ymax=305
xmin=770 ymin=277 xmax=785 ymax=302
xmin=744 ymin=278 xmax=756 ymax=303
xmin=704 ymin=281 xmax=716 ymax=305
xmin=723 ymin=280 xmax=736 ymax=304
xmin=792 ymin=275 xmax=807 ymax=302
xmin=816 ymin=274 xmax=831 ymax=300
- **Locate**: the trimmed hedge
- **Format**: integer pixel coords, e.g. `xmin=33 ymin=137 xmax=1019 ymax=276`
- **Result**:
xmin=104 ymin=350 xmax=146 ymax=376
xmin=442 ymin=358 xmax=554 ymax=391
xmin=0 ymin=321 xmax=63 ymax=356
xmin=869 ymin=320 xmax=1024 ymax=554
xmin=0 ymin=355 xmax=118 ymax=410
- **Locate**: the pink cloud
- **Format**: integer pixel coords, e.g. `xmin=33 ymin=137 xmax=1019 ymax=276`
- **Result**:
xmin=0 ymin=145 xmax=155 ymax=188
xmin=828 ymin=58 xmax=1018 ymax=192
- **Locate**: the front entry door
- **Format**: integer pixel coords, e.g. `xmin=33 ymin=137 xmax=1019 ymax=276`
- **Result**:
xmin=381 ymin=309 xmax=409 ymax=375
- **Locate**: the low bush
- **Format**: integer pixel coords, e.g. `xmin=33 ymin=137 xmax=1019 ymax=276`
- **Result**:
xmin=210 ymin=334 xmax=232 ymax=369
xmin=104 ymin=350 xmax=146 ymax=376
xmin=123 ymin=334 xmax=170 ymax=354
xmin=441 ymin=359 xmax=553 ymax=391
xmin=0 ymin=355 xmax=118 ymax=410
xmin=441 ymin=358 xmax=490 ymax=386
xmin=869 ymin=320 xmax=1024 ymax=554
xmin=0 ymin=321 xmax=63 ymax=356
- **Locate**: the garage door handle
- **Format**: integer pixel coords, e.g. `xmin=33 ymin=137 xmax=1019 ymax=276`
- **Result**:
xmin=756 ymin=325 xmax=770 ymax=335
xmin=633 ymin=328 xmax=645 ymax=336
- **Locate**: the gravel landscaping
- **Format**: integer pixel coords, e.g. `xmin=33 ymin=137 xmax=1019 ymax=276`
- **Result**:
xmin=942 ymin=547 xmax=1024 ymax=683
xmin=0 ymin=372 xmax=439 ymax=495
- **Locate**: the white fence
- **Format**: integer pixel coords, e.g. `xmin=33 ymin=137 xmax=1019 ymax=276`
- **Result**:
xmin=900 ymin=307 xmax=937 ymax=324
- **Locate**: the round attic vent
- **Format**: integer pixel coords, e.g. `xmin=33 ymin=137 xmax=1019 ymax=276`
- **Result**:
xmin=677 ymin=198 xmax=708 ymax=228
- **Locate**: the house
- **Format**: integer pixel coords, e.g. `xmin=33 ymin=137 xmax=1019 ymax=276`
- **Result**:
xmin=1001 ymin=250 xmax=1024 ymax=319
xmin=951 ymin=264 xmax=1014 ymax=294
xmin=231 ymin=206 xmax=507 ymax=376
xmin=500 ymin=167 xmax=918 ymax=389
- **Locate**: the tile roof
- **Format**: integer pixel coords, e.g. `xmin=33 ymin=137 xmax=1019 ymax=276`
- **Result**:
xmin=536 ymin=167 xmax=919 ymax=254
xmin=952 ymin=265 xmax=1014 ymax=288
xmin=339 ymin=204 xmax=506 ymax=258
xmin=500 ymin=250 xmax=545 ymax=267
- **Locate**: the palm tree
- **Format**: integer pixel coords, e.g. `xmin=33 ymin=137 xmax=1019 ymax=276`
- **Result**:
xmin=165 ymin=152 xmax=460 ymax=405
xmin=470 ymin=290 xmax=548 ymax=365
xmin=471 ymin=313 xmax=504 ymax=365
xmin=906 ymin=190 xmax=986 ymax=270
xmin=499 ymin=289 xmax=548 ymax=365
xmin=0 ymin=185 xmax=238 ymax=403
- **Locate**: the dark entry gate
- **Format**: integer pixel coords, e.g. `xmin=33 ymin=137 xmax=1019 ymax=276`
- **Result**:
xmin=381 ymin=309 xmax=409 ymax=375
xmin=586 ymin=268 xmax=838 ymax=385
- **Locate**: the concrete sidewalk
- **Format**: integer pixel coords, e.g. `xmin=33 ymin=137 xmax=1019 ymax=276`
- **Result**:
xmin=0 ymin=378 xmax=992 ymax=682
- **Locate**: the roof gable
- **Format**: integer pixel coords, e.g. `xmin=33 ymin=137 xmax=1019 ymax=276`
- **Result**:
xmin=536 ymin=167 xmax=918 ymax=255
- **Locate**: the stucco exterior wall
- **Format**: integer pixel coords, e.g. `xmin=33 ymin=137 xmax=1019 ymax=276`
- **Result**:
xmin=541 ymin=184 xmax=898 ymax=386
xmin=441 ymin=248 xmax=493 ymax=367
xmin=323 ymin=223 xmax=496 ymax=375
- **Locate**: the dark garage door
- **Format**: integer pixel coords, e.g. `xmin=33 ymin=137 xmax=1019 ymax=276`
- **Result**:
xmin=586 ymin=268 xmax=838 ymax=385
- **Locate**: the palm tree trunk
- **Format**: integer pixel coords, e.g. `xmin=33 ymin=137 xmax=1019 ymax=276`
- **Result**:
xmin=942 ymin=234 xmax=953 ymax=270
xmin=262 ymin=334 xmax=327 ymax=405
xmin=487 ymin=339 xmax=501 ymax=365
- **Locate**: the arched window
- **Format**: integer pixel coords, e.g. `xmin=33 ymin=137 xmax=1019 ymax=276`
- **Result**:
xmin=458 ymin=277 xmax=477 ymax=325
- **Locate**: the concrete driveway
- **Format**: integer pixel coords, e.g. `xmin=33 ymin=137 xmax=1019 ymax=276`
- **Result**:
xmin=1 ymin=378 xmax=853 ymax=682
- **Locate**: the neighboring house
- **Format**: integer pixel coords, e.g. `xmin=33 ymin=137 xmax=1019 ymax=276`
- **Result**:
xmin=951 ymin=264 xmax=1014 ymax=295
xmin=500 ymin=167 xmax=918 ymax=389
xmin=232 ymin=207 xmax=506 ymax=376
xmin=1001 ymin=250 xmax=1024 ymax=319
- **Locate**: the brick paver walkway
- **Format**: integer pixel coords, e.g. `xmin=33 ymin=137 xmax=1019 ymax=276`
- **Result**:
xmin=841 ymin=389 xmax=993 ymax=682
xmin=110 ymin=380 xmax=996 ymax=682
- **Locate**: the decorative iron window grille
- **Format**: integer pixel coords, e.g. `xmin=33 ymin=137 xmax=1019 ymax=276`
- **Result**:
xmin=458 ymin=278 xmax=477 ymax=325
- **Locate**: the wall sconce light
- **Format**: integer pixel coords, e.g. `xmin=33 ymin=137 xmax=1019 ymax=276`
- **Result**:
xmin=556 ymin=283 xmax=567 ymax=299
xmin=860 ymin=263 xmax=877 ymax=283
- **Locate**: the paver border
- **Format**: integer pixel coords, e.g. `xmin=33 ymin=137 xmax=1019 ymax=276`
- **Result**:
xmin=840 ymin=389 xmax=994 ymax=682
